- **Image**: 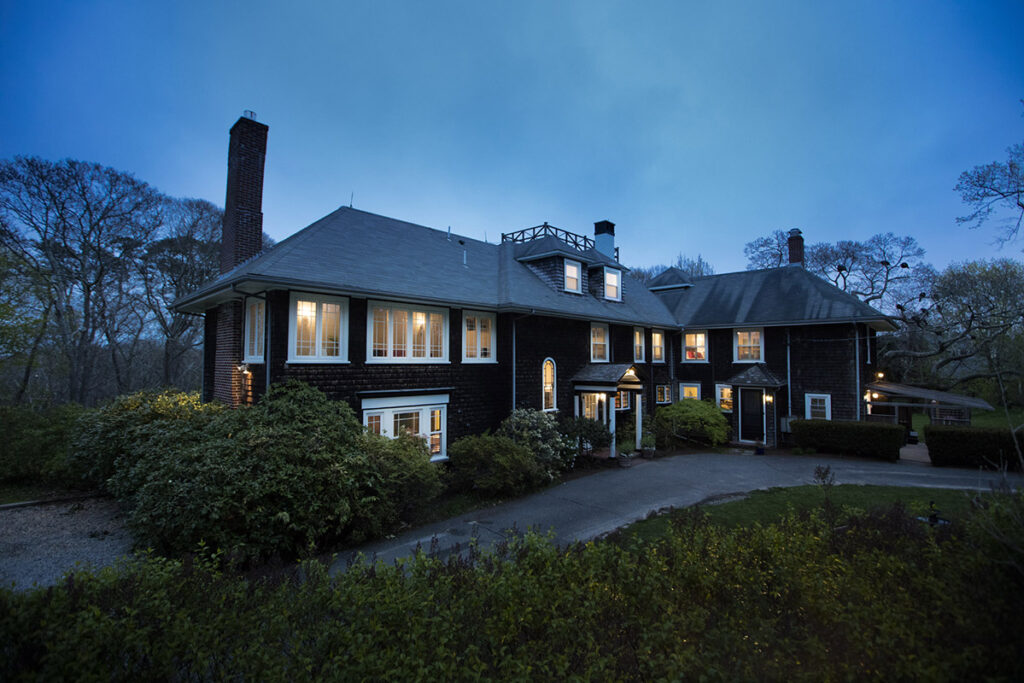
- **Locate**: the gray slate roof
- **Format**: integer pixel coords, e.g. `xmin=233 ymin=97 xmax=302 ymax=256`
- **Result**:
xmin=654 ymin=266 xmax=894 ymax=330
xmin=726 ymin=364 xmax=787 ymax=387
xmin=866 ymin=382 xmax=994 ymax=410
xmin=571 ymin=363 xmax=647 ymax=386
xmin=513 ymin=236 xmax=622 ymax=268
xmin=175 ymin=207 xmax=677 ymax=327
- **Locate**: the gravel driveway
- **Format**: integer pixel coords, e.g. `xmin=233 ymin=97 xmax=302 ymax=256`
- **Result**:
xmin=0 ymin=497 xmax=134 ymax=592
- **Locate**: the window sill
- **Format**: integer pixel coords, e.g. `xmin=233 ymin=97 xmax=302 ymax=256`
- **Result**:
xmin=285 ymin=358 xmax=351 ymax=365
xmin=461 ymin=358 xmax=498 ymax=364
xmin=590 ymin=359 xmax=609 ymax=364
xmin=682 ymin=359 xmax=709 ymax=364
xmin=429 ymin=454 xmax=449 ymax=463
xmin=732 ymin=359 xmax=763 ymax=364
xmin=243 ymin=359 xmax=265 ymax=365
xmin=365 ymin=359 xmax=451 ymax=365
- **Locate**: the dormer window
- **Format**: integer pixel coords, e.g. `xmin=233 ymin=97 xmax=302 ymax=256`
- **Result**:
xmin=564 ymin=259 xmax=581 ymax=293
xmin=604 ymin=267 xmax=621 ymax=301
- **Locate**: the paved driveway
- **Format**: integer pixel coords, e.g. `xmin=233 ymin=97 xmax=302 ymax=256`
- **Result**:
xmin=332 ymin=452 xmax=1022 ymax=571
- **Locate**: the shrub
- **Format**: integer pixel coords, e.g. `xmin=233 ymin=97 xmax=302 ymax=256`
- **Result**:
xmin=791 ymin=419 xmax=904 ymax=461
xmin=497 ymin=408 xmax=575 ymax=476
xmin=653 ymin=399 xmax=730 ymax=448
xmin=0 ymin=403 xmax=86 ymax=485
xmin=558 ymin=416 xmax=612 ymax=458
xmin=69 ymin=390 xmax=224 ymax=488
xmin=923 ymin=424 xmax=1024 ymax=471
xmin=447 ymin=434 xmax=541 ymax=496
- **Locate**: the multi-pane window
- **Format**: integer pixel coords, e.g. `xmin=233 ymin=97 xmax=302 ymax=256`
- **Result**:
xmin=735 ymin=328 xmax=763 ymax=362
xmin=633 ymin=327 xmax=645 ymax=362
xmin=463 ymin=311 xmax=496 ymax=362
xmin=615 ymin=390 xmax=630 ymax=410
xmin=564 ymin=259 xmax=581 ymax=293
xmin=684 ymin=331 xmax=707 ymax=361
xmin=680 ymin=383 xmax=701 ymax=400
xmin=368 ymin=302 xmax=447 ymax=362
xmin=244 ymin=298 xmax=265 ymax=363
xmin=590 ymin=323 xmax=609 ymax=362
xmin=362 ymin=395 xmax=448 ymax=460
xmin=542 ymin=359 xmax=556 ymax=411
xmin=289 ymin=293 xmax=348 ymax=362
xmin=582 ymin=392 xmax=601 ymax=421
xmin=805 ymin=393 xmax=832 ymax=420
xmin=604 ymin=268 xmax=621 ymax=301
xmin=652 ymin=330 xmax=664 ymax=362
xmin=716 ymin=384 xmax=734 ymax=412
xmin=656 ymin=385 xmax=672 ymax=404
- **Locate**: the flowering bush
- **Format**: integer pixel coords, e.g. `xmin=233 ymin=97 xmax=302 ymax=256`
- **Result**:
xmin=497 ymin=408 xmax=575 ymax=477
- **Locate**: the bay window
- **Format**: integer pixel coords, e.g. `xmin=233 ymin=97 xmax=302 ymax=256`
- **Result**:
xmin=362 ymin=394 xmax=449 ymax=460
xmin=368 ymin=301 xmax=448 ymax=363
xmin=288 ymin=293 xmax=348 ymax=363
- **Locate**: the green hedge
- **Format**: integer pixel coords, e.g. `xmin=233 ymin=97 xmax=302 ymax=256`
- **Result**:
xmin=790 ymin=419 xmax=905 ymax=461
xmin=653 ymin=399 xmax=730 ymax=449
xmin=923 ymin=424 xmax=1024 ymax=471
xmin=0 ymin=404 xmax=86 ymax=485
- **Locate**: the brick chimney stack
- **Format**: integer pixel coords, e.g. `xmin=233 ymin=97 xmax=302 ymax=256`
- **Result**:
xmin=594 ymin=220 xmax=616 ymax=259
xmin=787 ymin=228 xmax=804 ymax=266
xmin=221 ymin=112 xmax=268 ymax=273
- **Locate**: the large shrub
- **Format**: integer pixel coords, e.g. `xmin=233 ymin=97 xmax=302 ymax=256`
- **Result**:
xmin=447 ymin=434 xmax=541 ymax=496
xmin=923 ymin=424 xmax=1023 ymax=470
xmin=653 ymin=399 xmax=730 ymax=448
xmin=791 ymin=419 xmax=904 ymax=462
xmin=558 ymin=416 xmax=612 ymax=458
xmin=70 ymin=390 xmax=224 ymax=488
xmin=496 ymin=408 xmax=574 ymax=477
xmin=0 ymin=403 xmax=86 ymax=485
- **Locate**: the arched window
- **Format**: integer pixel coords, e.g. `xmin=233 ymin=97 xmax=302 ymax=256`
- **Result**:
xmin=542 ymin=358 xmax=556 ymax=411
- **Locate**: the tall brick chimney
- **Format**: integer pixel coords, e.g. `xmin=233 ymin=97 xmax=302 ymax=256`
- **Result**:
xmin=594 ymin=220 xmax=616 ymax=259
xmin=787 ymin=228 xmax=804 ymax=267
xmin=221 ymin=112 xmax=268 ymax=273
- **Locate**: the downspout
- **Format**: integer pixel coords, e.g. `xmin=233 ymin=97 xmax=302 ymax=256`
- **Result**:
xmin=853 ymin=323 xmax=861 ymax=421
xmin=512 ymin=318 xmax=516 ymax=412
xmin=786 ymin=329 xmax=792 ymax=418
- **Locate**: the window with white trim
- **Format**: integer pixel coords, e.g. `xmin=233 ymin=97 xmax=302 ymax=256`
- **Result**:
xmin=633 ymin=327 xmax=645 ymax=362
xmin=734 ymin=328 xmax=763 ymax=362
xmin=656 ymin=384 xmax=672 ymax=404
xmin=542 ymin=358 xmax=556 ymax=411
xmin=805 ymin=393 xmax=832 ymax=420
xmin=604 ymin=267 xmax=621 ymax=301
xmin=288 ymin=293 xmax=348 ymax=363
xmin=590 ymin=323 xmax=609 ymax=362
xmin=652 ymin=330 xmax=665 ymax=362
xmin=362 ymin=394 xmax=449 ymax=460
xmin=564 ymin=259 xmax=582 ymax=293
xmin=680 ymin=383 xmax=701 ymax=400
xmin=716 ymin=384 xmax=733 ymax=412
xmin=463 ymin=311 xmax=496 ymax=362
xmin=615 ymin=390 xmax=630 ymax=410
xmin=243 ymin=298 xmax=265 ymax=363
xmin=684 ymin=331 xmax=707 ymax=362
xmin=367 ymin=301 xmax=448 ymax=363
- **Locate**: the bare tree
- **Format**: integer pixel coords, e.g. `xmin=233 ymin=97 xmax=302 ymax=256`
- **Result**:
xmin=631 ymin=253 xmax=715 ymax=284
xmin=956 ymin=139 xmax=1024 ymax=246
xmin=743 ymin=230 xmax=789 ymax=269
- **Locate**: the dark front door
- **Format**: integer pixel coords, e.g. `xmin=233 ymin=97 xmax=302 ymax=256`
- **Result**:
xmin=739 ymin=388 xmax=764 ymax=442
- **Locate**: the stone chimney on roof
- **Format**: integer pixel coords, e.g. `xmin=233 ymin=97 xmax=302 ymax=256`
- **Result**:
xmin=787 ymin=228 xmax=804 ymax=267
xmin=220 ymin=112 xmax=268 ymax=274
xmin=594 ymin=220 xmax=615 ymax=259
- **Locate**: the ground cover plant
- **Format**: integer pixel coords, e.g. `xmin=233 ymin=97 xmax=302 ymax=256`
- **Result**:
xmin=3 ymin=489 xmax=1023 ymax=680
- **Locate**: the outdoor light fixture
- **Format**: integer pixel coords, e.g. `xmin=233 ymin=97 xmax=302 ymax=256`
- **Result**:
xmin=876 ymin=371 xmax=885 ymax=380
xmin=764 ymin=394 xmax=774 ymax=404
xmin=871 ymin=392 xmax=879 ymax=399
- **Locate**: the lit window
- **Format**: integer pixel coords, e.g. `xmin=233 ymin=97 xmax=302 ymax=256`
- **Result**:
xmin=288 ymin=293 xmax=349 ymax=362
xmin=805 ymin=393 xmax=832 ymax=420
xmin=243 ymin=298 xmax=265 ymax=363
xmin=615 ymin=390 xmax=630 ymax=410
xmin=656 ymin=385 xmax=672 ymax=404
xmin=582 ymin=392 xmax=602 ymax=421
xmin=362 ymin=394 xmax=449 ymax=461
xmin=652 ymin=330 xmax=664 ymax=362
xmin=463 ymin=311 xmax=496 ymax=362
xmin=367 ymin=302 xmax=448 ymax=363
xmin=735 ymin=328 xmax=763 ymax=362
xmin=604 ymin=268 xmax=621 ymax=301
xmin=633 ymin=328 xmax=645 ymax=362
xmin=542 ymin=358 xmax=556 ymax=411
xmin=590 ymin=323 xmax=609 ymax=362
xmin=564 ymin=259 xmax=581 ymax=293
xmin=680 ymin=383 xmax=701 ymax=400
xmin=716 ymin=384 xmax=733 ymax=412
xmin=684 ymin=331 xmax=707 ymax=361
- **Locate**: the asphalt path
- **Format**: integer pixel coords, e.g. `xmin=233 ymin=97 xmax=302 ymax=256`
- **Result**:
xmin=331 ymin=452 xmax=1023 ymax=572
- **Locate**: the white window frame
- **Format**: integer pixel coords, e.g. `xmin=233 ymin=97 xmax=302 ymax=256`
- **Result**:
xmin=680 ymin=382 xmax=701 ymax=400
xmin=287 ymin=292 xmax=349 ymax=363
xmin=243 ymin=297 xmax=265 ymax=363
xmin=652 ymin=329 xmax=665 ymax=363
xmin=805 ymin=393 xmax=832 ymax=420
xmin=716 ymin=384 xmax=734 ymax=412
xmin=656 ymin=384 xmax=672 ymax=404
xmin=564 ymin=259 xmax=582 ymax=294
xmin=590 ymin=323 xmax=609 ymax=363
xmin=633 ymin=327 xmax=645 ymax=362
xmin=462 ymin=310 xmax=497 ymax=363
xmin=734 ymin=327 xmax=764 ymax=363
xmin=366 ymin=300 xmax=449 ymax=364
xmin=542 ymin=358 xmax=557 ymax=411
xmin=603 ymin=267 xmax=621 ymax=301
xmin=362 ymin=394 xmax=449 ymax=461
xmin=683 ymin=330 xmax=708 ymax=363
xmin=615 ymin=390 xmax=630 ymax=410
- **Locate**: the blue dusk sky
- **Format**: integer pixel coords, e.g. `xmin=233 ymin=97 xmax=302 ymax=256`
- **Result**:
xmin=1 ymin=0 xmax=1022 ymax=274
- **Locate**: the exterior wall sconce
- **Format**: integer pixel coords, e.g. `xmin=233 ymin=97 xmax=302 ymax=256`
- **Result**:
xmin=871 ymin=392 xmax=879 ymax=399
xmin=236 ymin=363 xmax=251 ymax=375
xmin=876 ymin=371 xmax=885 ymax=380
xmin=764 ymin=393 xmax=774 ymax=404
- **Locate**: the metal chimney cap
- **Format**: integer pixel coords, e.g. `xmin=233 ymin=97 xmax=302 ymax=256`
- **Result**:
xmin=243 ymin=110 xmax=258 ymax=120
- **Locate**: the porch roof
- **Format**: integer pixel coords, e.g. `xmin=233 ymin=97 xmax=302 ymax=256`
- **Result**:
xmin=571 ymin=363 xmax=647 ymax=388
xmin=865 ymin=382 xmax=994 ymax=411
xmin=725 ymin=363 xmax=786 ymax=388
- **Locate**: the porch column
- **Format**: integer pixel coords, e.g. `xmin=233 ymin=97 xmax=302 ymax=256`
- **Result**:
xmin=609 ymin=393 xmax=616 ymax=455
xmin=635 ymin=393 xmax=642 ymax=451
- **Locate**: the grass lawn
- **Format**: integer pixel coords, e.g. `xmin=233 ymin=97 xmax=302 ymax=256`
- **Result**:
xmin=616 ymin=484 xmax=978 ymax=545
xmin=911 ymin=406 xmax=1024 ymax=443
